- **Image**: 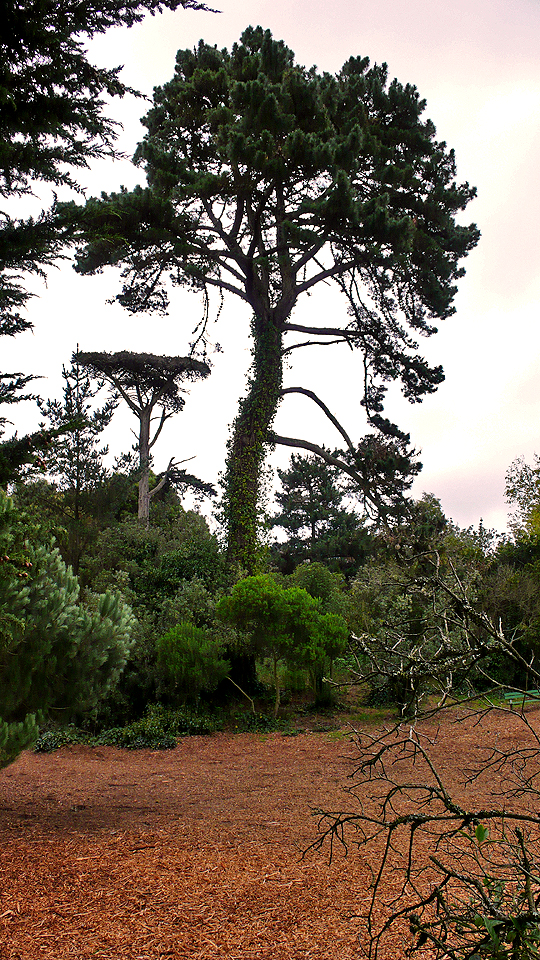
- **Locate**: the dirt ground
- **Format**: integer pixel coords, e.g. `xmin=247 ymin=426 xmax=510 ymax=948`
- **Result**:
xmin=0 ymin=710 xmax=536 ymax=960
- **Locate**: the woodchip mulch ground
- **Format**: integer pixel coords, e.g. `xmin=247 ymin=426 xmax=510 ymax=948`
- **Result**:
xmin=0 ymin=709 xmax=536 ymax=960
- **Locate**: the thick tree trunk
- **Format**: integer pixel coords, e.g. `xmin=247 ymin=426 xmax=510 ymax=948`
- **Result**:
xmin=138 ymin=406 xmax=151 ymax=525
xmin=225 ymin=315 xmax=283 ymax=572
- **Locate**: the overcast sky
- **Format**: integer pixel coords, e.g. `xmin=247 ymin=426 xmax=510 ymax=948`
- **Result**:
xmin=5 ymin=0 xmax=540 ymax=532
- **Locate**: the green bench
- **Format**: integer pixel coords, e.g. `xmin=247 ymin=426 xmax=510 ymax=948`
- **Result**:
xmin=502 ymin=689 xmax=540 ymax=709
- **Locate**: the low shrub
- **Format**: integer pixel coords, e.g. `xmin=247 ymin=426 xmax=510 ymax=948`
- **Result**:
xmin=34 ymin=704 xmax=223 ymax=753
xmin=229 ymin=711 xmax=288 ymax=733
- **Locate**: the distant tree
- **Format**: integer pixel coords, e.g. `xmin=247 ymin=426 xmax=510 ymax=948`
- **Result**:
xmin=505 ymin=454 xmax=540 ymax=537
xmin=272 ymin=453 xmax=375 ymax=573
xmin=0 ymin=0 xmax=212 ymax=475
xmin=66 ymin=26 xmax=478 ymax=570
xmin=36 ymin=357 xmax=116 ymax=505
xmin=24 ymin=356 xmax=117 ymax=571
xmin=346 ymin=495 xmax=496 ymax=714
xmin=76 ymin=351 xmax=213 ymax=523
xmin=273 ymin=455 xmax=348 ymax=557
xmin=482 ymin=465 xmax=540 ymax=688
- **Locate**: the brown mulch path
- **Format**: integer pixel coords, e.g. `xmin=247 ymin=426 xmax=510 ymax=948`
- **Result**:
xmin=0 ymin=711 xmax=537 ymax=959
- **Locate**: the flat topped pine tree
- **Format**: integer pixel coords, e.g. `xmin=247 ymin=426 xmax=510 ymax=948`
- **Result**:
xmin=67 ymin=26 xmax=479 ymax=570
xmin=0 ymin=0 xmax=214 ymax=481
xmin=76 ymin=351 xmax=211 ymax=523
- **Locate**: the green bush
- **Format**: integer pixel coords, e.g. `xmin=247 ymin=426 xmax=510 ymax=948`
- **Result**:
xmin=156 ymin=622 xmax=230 ymax=704
xmin=229 ymin=711 xmax=287 ymax=733
xmin=0 ymin=491 xmax=135 ymax=769
xmin=0 ymin=715 xmax=39 ymax=767
xmin=217 ymin=574 xmax=348 ymax=715
xmin=34 ymin=704 xmax=222 ymax=753
xmin=34 ymin=726 xmax=83 ymax=753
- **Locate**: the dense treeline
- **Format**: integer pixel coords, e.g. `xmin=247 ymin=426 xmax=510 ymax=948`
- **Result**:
xmin=4 ymin=372 xmax=540 ymax=754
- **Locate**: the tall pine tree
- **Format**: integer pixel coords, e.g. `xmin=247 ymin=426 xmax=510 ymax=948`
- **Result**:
xmin=66 ymin=26 xmax=479 ymax=570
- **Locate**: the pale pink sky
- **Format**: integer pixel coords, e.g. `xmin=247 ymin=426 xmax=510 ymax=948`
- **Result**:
xmin=6 ymin=0 xmax=540 ymax=531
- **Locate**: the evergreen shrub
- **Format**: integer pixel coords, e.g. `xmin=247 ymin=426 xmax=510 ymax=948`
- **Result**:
xmin=156 ymin=623 xmax=230 ymax=704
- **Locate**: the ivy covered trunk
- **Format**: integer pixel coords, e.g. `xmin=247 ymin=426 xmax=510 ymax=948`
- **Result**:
xmin=225 ymin=315 xmax=283 ymax=572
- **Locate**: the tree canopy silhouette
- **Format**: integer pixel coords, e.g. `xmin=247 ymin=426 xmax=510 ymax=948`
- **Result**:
xmin=67 ymin=25 xmax=479 ymax=569
xmin=0 ymin=0 xmax=213 ymax=479
xmin=76 ymin=351 xmax=212 ymax=523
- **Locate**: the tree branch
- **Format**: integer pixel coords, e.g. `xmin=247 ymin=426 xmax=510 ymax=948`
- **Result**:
xmin=294 ymin=257 xmax=360 ymax=295
xmin=148 ymin=456 xmax=175 ymax=501
xmin=194 ymin=270 xmax=251 ymax=305
xmin=271 ymin=433 xmax=377 ymax=507
xmin=279 ymin=387 xmax=354 ymax=450
xmin=149 ymin=407 xmax=173 ymax=450
xmin=283 ymin=322 xmax=360 ymax=339
xmin=281 ymin=338 xmax=350 ymax=356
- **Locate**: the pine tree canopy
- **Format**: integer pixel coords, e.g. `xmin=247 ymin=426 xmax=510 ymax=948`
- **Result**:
xmin=70 ymin=26 xmax=478 ymax=327
xmin=76 ymin=351 xmax=212 ymax=522
xmin=76 ymin=351 xmax=210 ymax=413
xmin=65 ymin=26 xmax=479 ymax=567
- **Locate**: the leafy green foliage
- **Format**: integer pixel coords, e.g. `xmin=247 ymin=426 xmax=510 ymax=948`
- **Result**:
xmin=506 ymin=454 xmax=540 ymax=538
xmin=217 ymin=574 xmax=348 ymax=714
xmin=156 ymin=621 xmax=230 ymax=703
xmin=290 ymin=562 xmax=347 ymax=615
xmin=34 ymin=704 xmax=220 ymax=752
xmin=69 ymin=25 xmax=478 ymax=569
xmin=0 ymin=490 xmax=135 ymax=762
xmin=0 ymin=714 xmax=39 ymax=768
xmin=76 ymin=505 xmax=231 ymax=724
xmin=346 ymin=496 xmax=498 ymax=714
xmin=83 ymin=511 xmax=227 ymax=599
xmin=482 ymin=532 xmax=540 ymax=688
xmin=229 ymin=711 xmax=287 ymax=734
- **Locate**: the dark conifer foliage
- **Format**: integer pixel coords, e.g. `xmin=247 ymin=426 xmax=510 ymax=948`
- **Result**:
xmin=274 ymin=455 xmax=345 ymax=551
xmin=0 ymin=0 xmax=213 ymax=479
xmin=25 ymin=358 xmax=118 ymax=570
xmin=67 ymin=26 xmax=479 ymax=569
xmin=1 ymin=0 xmax=212 ymax=199
xmin=76 ymin=351 xmax=213 ymax=523
xmin=1 ymin=0 xmax=213 ymax=325
xmin=271 ymin=453 xmax=377 ymax=574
